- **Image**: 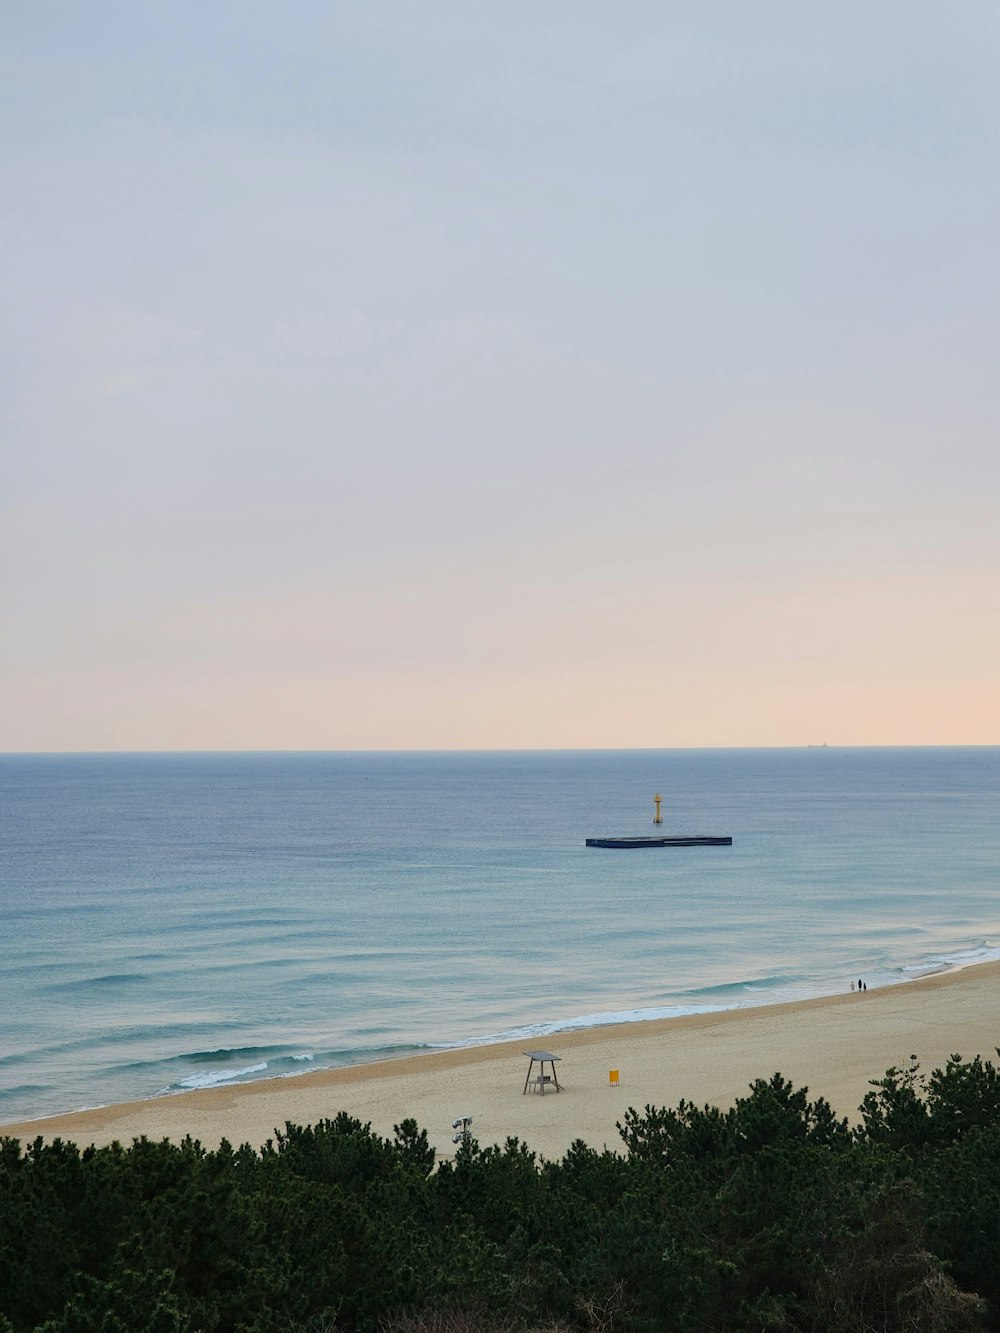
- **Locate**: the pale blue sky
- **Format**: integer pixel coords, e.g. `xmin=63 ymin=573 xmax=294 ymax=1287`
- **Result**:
xmin=3 ymin=3 xmax=998 ymax=749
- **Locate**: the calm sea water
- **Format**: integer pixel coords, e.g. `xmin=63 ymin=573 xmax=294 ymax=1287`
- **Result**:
xmin=2 ymin=748 xmax=999 ymax=1125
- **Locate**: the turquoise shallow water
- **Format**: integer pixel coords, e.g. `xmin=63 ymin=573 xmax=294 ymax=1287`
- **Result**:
xmin=1 ymin=747 xmax=999 ymax=1123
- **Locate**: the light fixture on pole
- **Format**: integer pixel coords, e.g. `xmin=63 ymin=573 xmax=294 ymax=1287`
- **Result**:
xmin=451 ymin=1115 xmax=473 ymax=1145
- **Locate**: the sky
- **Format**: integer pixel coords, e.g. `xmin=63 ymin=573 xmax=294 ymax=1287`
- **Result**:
xmin=2 ymin=2 xmax=998 ymax=751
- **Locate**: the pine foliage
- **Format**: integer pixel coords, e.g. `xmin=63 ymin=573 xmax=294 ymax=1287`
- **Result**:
xmin=2 ymin=1059 xmax=1000 ymax=1331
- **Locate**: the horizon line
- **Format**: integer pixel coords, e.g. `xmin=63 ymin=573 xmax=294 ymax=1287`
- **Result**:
xmin=2 ymin=742 xmax=998 ymax=758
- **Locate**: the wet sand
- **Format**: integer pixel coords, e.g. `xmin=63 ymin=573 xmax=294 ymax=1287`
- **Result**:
xmin=4 ymin=963 xmax=999 ymax=1161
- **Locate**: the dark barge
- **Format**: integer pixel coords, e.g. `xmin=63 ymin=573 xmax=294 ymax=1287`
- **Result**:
xmin=586 ymin=835 xmax=732 ymax=849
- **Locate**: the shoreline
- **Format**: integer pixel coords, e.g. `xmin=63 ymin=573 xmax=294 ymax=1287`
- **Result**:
xmin=9 ymin=956 xmax=987 ymax=1128
xmin=4 ymin=961 xmax=1000 ymax=1161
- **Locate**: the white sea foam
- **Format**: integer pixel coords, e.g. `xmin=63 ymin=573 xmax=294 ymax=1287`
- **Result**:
xmin=900 ymin=942 xmax=1000 ymax=976
xmin=173 ymin=1062 xmax=269 ymax=1091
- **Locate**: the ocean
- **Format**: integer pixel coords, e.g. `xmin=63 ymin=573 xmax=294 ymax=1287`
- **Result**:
xmin=2 ymin=747 xmax=998 ymax=1126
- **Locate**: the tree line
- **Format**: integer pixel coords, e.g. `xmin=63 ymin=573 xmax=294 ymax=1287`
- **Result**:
xmin=3 ymin=1052 xmax=1000 ymax=1332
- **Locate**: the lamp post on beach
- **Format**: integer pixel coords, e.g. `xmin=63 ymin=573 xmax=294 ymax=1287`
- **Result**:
xmin=451 ymin=1115 xmax=473 ymax=1147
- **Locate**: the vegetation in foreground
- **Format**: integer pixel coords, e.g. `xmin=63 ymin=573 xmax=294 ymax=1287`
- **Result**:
xmin=3 ymin=1053 xmax=1000 ymax=1332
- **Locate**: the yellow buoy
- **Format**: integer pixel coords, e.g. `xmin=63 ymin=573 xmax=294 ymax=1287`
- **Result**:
xmin=653 ymin=793 xmax=663 ymax=825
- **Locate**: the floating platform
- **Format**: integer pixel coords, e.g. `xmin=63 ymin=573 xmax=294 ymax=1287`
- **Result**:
xmin=586 ymin=835 xmax=732 ymax=849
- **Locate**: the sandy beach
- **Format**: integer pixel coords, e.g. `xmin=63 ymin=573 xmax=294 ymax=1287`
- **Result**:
xmin=4 ymin=963 xmax=999 ymax=1161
